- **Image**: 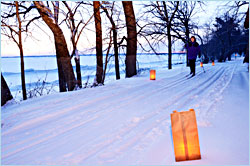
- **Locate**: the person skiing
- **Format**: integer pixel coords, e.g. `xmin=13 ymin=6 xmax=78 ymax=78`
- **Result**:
xmin=185 ymin=36 xmax=201 ymax=77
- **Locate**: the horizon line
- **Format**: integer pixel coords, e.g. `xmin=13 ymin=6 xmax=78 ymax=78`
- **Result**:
xmin=1 ymin=51 xmax=186 ymax=58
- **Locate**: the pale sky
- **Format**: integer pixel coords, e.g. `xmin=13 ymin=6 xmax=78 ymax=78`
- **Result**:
xmin=1 ymin=1 xmax=248 ymax=57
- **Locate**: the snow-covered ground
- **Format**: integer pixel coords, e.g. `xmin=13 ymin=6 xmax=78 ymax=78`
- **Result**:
xmin=1 ymin=58 xmax=249 ymax=165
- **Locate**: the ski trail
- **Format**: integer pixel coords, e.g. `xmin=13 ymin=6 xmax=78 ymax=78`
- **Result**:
xmin=1 ymin=67 xmax=209 ymax=138
xmin=31 ymin=67 xmax=227 ymax=163
xmin=2 ymin=65 xmax=224 ymax=161
xmin=1 ymin=59 xmax=247 ymax=165
xmin=73 ymin=67 xmax=231 ymax=163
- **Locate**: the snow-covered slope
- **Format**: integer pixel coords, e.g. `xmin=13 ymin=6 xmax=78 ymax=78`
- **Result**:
xmin=1 ymin=58 xmax=249 ymax=165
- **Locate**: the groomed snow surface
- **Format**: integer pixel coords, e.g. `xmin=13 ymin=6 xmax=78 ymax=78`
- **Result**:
xmin=1 ymin=58 xmax=249 ymax=165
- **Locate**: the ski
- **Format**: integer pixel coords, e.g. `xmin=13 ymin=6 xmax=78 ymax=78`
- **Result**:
xmin=187 ymin=75 xmax=195 ymax=79
xmin=186 ymin=70 xmax=204 ymax=79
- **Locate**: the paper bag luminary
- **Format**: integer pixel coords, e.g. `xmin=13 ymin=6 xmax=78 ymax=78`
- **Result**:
xmin=171 ymin=109 xmax=201 ymax=162
xmin=150 ymin=70 xmax=156 ymax=80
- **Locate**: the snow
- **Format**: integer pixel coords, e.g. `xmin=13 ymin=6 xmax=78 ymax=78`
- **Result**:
xmin=1 ymin=58 xmax=249 ymax=165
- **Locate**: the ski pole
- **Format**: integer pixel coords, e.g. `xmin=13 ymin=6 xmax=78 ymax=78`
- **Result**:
xmin=202 ymin=65 xmax=206 ymax=73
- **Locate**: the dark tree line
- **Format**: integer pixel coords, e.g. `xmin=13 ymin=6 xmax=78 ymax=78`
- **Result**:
xmin=200 ymin=13 xmax=249 ymax=62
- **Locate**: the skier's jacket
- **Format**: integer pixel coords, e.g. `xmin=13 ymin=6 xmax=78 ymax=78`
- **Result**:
xmin=185 ymin=42 xmax=201 ymax=60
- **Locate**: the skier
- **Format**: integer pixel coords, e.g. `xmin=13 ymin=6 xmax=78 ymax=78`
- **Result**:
xmin=185 ymin=36 xmax=201 ymax=77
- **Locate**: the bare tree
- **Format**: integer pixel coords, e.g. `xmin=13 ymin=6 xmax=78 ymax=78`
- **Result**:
xmin=15 ymin=2 xmax=27 ymax=100
xmin=226 ymin=1 xmax=249 ymax=21
xmin=62 ymin=1 xmax=91 ymax=88
xmin=141 ymin=1 xmax=179 ymax=70
xmin=102 ymin=2 xmax=120 ymax=80
xmin=102 ymin=29 xmax=113 ymax=84
xmin=1 ymin=74 xmax=13 ymax=106
xmin=34 ymin=1 xmax=76 ymax=92
xmin=122 ymin=1 xmax=137 ymax=77
xmin=172 ymin=1 xmax=204 ymax=66
xmin=162 ymin=1 xmax=179 ymax=69
xmin=1 ymin=1 xmax=29 ymax=100
xmin=93 ymin=1 xmax=103 ymax=84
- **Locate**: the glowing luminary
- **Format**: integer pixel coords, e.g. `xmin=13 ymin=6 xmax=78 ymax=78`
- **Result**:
xmin=171 ymin=109 xmax=201 ymax=162
xmin=150 ymin=70 xmax=156 ymax=80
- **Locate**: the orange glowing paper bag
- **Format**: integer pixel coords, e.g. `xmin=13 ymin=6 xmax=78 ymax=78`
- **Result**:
xmin=200 ymin=62 xmax=203 ymax=67
xmin=150 ymin=70 xmax=156 ymax=80
xmin=171 ymin=109 xmax=201 ymax=162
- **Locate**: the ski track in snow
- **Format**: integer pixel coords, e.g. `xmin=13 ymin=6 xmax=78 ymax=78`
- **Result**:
xmin=1 ymin=59 xmax=248 ymax=165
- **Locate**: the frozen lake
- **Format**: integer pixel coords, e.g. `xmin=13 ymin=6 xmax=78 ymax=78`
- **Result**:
xmin=2 ymin=53 xmax=186 ymax=100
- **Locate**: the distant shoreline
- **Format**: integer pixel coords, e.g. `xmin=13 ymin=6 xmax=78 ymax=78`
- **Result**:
xmin=1 ymin=52 xmax=186 ymax=58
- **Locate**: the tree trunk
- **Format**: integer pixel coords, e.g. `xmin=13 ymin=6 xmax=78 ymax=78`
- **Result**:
xmin=66 ymin=2 xmax=82 ymax=88
xmin=74 ymin=50 xmax=82 ymax=88
xmin=228 ymin=32 xmax=232 ymax=61
xmin=113 ymin=28 xmax=120 ymax=80
xmin=16 ymin=2 xmax=27 ymax=100
xmin=71 ymin=24 xmax=82 ymax=88
xmin=244 ymin=8 xmax=249 ymax=29
xmin=34 ymin=2 xmax=76 ymax=92
xmin=228 ymin=53 xmax=232 ymax=61
xmin=185 ymin=23 xmax=190 ymax=67
xmin=103 ymin=7 xmax=120 ymax=80
xmin=93 ymin=1 xmax=103 ymax=84
xmin=1 ymin=74 xmax=13 ymax=106
xmin=54 ymin=28 xmax=76 ymax=91
xmin=19 ymin=38 xmax=27 ymax=100
xmin=122 ymin=1 xmax=137 ymax=77
xmin=102 ymin=33 xmax=112 ymax=84
xmin=162 ymin=1 xmax=178 ymax=70
xmin=167 ymin=27 xmax=172 ymax=69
